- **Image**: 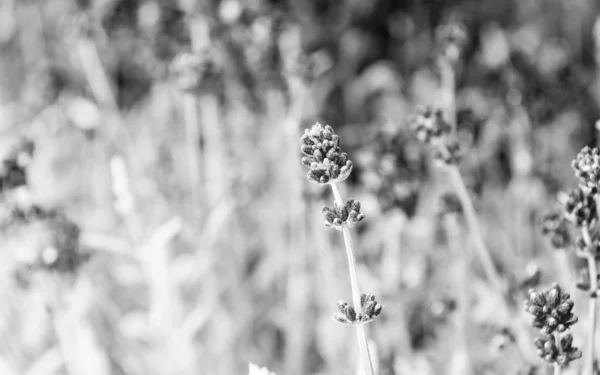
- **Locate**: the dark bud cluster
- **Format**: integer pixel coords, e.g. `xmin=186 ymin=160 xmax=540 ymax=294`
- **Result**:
xmin=572 ymin=146 xmax=600 ymax=190
xmin=9 ymin=205 xmax=88 ymax=289
xmin=408 ymin=107 xmax=451 ymax=144
xmin=432 ymin=139 xmax=462 ymax=165
xmin=575 ymin=268 xmax=600 ymax=294
xmin=562 ymin=186 xmax=597 ymax=227
xmin=322 ymin=199 xmax=365 ymax=230
xmin=533 ymin=333 xmax=582 ymax=366
xmin=408 ymin=107 xmax=461 ymax=165
xmin=524 ymin=284 xmax=578 ymax=335
xmin=333 ymin=294 xmax=383 ymax=325
xmin=300 ymin=123 xmax=353 ymax=185
xmin=0 ymin=138 xmax=35 ymax=193
xmin=540 ymin=211 xmax=572 ymax=249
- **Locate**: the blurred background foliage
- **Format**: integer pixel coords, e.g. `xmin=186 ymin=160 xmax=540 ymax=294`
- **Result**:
xmin=1 ymin=0 xmax=600 ymax=374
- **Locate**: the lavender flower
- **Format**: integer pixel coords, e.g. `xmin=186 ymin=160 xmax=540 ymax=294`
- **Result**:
xmin=322 ymin=199 xmax=365 ymax=230
xmin=300 ymin=122 xmax=353 ymax=184
xmin=533 ymin=333 xmax=582 ymax=366
xmin=333 ymin=294 xmax=383 ymax=325
xmin=525 ymin=284 xmax=578 ymax=335
xmin=572 ymin=146 xmax=600 ymax=190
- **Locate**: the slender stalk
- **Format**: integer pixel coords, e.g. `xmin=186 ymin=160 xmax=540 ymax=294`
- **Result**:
xmin=444 ymin=214 xmax=473 ymax=374
xmin=446 ymin=166 xmax=504 ymax=293
xmin=331 ymin=183 xmax=375 ymax=375
xmin=446 ymin=164 xmax=537 ymax=362
xmin=439 ymin=58 xmax=456 ymax=131
xmin=580 ymin=226 xmax=597 ymax=375
xmin=182 ymin=93 xmax=201 ymax=211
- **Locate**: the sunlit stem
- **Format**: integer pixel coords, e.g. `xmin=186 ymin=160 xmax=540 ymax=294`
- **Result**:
xmin=331 ymin=182 xmax=375 ymax=375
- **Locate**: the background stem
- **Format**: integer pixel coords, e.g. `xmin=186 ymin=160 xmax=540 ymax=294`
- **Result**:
xmin=447 ymin=166 xmax=503 ymax=291
xmin=446 ymin=165 xmax=536 ymax=362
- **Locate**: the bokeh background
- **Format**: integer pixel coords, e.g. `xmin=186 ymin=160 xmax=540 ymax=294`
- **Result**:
xmin=1 ymin=0 xmax=600 ymax=374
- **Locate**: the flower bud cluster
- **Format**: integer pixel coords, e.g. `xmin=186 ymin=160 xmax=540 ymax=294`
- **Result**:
xmin=524 ymin=284 xmax=581 ymax=367
xmin=322 ymin=199 xmax=365 ymax=230
xmin=562 ymin=186 xmax=597 ymax=227
xmin=572 ymin=146 xmax=600 ymax=191
xmin=333 ymin=294 xmax=383 ymax=325
xmin=524 ymin=284 xmax=578 ymax=335
xmin=540 ymin=211 xmax=572 ymax=249
xmin=300 ymin=123 xmax=353 ymax=184
xmin=533 ymin=333 xmax=582 ymax=367
xmin=407 ymin=106 xmax=461 ymax=165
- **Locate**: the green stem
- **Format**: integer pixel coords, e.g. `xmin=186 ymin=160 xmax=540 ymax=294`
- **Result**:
xmin=331 ymin=183 xmax=375 ymax=375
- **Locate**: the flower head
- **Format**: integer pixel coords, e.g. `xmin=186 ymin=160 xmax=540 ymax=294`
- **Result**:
xmin=572 ymin=145 xmax=600 ymax=190
xmin=524 ymin=284 xmax=578 ymax=334
xmin=322 ymin=199 xmax=365 ymax=230
xmin=540 ymin=211 xmax=572 ymax=249
xmin=333 ymin=293 xmax=383 ymax=325
xmin=533 ymin=333 xmax=582 ymax=366
xmin=300 ymin=123 xmax=353 ymax=185
xmin=561 ymin=186 xmax=597 ymax=227
xmin=408 ymin=107 xmax=461 ymax=165
xmin=408 ymin=107 xmax=451 ymax=144
xmin=433 ymin=138 xmax=462 ymax=165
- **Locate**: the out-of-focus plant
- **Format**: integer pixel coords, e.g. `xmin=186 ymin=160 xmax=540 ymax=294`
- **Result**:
xmin=408 ymin=105 xmax=537 ymax=363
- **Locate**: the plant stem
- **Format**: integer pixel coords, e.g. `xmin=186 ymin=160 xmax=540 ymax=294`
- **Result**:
xmin=447 ymin=166 xmax=503 ymax=294
xmin=182 ymin=93 xmax=201 ymax=211
xmin=331 ymin=183 xmax=375 ymax=375
xmin=444 ymin=214 xmax=473 ymax=375
xmin=554 ymin=331 xmax=562 ymax=375
xmin=580 ymin=226 xmax=597 ymax=375
xmin=446 ymin=164 xmax=537 ymax=362
xmin=554 ymin=363 xmax=561 ymax=375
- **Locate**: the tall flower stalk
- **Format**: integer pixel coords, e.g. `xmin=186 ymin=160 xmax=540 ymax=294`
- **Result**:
xmin=300 ymin=123 xmax=382 ymax=375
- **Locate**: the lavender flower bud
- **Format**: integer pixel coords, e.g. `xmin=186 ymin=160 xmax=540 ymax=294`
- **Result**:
xmin=322 ymin=199 xmax=365 ymax=230
xmin=572 ymin=145 xmax=600 ymax=190
xmin=300 ymin=123 xmax=353 ymax=185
